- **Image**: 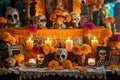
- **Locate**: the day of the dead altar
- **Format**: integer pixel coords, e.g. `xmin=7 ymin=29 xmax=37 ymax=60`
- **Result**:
xmin=0 ymin=0 xmax=120 ymax=80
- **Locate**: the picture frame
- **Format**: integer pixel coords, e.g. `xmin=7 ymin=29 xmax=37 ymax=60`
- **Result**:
xmin=8 ymin=46 xmax=23 ymax=57
xmin=96 ymin=46 xmax=110 ymax=65
xmin=109 ymin=49 xmax=120 ymax=65
xmin=80 ymin=15 xmax=89 ymax=27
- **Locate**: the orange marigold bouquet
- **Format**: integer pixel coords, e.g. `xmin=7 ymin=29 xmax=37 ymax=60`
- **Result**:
xmin=49 ymin=10 xmax=71 ymax=23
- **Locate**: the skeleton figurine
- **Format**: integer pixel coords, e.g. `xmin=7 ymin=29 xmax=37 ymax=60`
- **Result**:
xmin=37 ymin=15 xmax=47 ymax=29
xmin=55 ymin=48 xmax=67 ymax=64
xmin=5 ymin=7 xmax=21 ymax=28
xmin=37 ymin=54 xmax=45 ymax=65
xmin=98 ymin=50 xmax=107 ymax=65
xmin=71 ymin=12 xmax=80 ymax=28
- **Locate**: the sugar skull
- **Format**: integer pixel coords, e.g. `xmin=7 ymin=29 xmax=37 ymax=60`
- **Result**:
xmin=98 ymin=50 xmax=106 ymax=63
xmin=55 ymin=48 xmax=67 ymax=64
xmin=71 ymin=12 xmax=80 ymax=28
xmin=37 ymin=15 xmax=47 ymax=29
xmin=5 ymin=7 xmax=21 ymax=28
xmin=37 ymin=54 xmax=45 ymax=65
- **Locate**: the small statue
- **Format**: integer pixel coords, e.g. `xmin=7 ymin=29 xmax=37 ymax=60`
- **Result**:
xmin=71 ymin=12 xmax=80 ymax=28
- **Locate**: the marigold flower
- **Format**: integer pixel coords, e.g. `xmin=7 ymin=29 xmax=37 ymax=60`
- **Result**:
xmin=48 ymin=60 xmax=60 ymax=68
xmin=62 ymin=60 xmax=73 ymax=69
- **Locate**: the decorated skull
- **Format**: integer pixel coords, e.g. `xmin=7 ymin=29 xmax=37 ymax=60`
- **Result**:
xmin=71 ymin=12 xmax=80 ymax=28
xmin=37 ymin=54 xmax=45 ymax=65
xmin=98 ymin=50 xmax=106 ymax=63
xmin=5 ymin=7 xmax=21 ymax=28
xmin=37 ymin=15 xmax=47 ymax=29
xmin=55 ymin=48 xmax=67 ymax=63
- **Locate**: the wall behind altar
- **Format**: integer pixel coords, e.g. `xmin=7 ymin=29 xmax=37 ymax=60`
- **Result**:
xmin=0 ymin=0 xmax=120 ymax=29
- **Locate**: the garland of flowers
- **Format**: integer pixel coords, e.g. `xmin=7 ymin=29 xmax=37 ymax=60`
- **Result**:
xmin=0 ymin=32 xmax=16 ymax=46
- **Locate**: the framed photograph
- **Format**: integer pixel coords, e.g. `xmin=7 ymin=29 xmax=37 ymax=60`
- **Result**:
xmin=80 ymin=15 xmax=89 ymax=27
xmin=110 ymin=49 xmax=120 ymax=65
xmin=8 ymin=46 xmax=23 ymax=57
xmin=96 ymin=46 xmax=110 ymax=65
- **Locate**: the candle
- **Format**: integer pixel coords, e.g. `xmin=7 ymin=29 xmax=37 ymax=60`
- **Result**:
xmin=91 ymin=37 xmax=98 ymax=51
xmin=29 ymin=58 xmax=36 ymax=66
xmin=66 ymin=37 xmax=73 ymax=50
xmin=88 ymin=58 xmax=95 ymax=66
xmin=45 ymin=38 xmax=52 ymax=46
xmin=26 ymin=37 xmax=33 ymax=50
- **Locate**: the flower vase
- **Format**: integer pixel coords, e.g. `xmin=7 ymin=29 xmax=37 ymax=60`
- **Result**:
xmin=80 ymin=54 xmax=86 ymax=66
xmin=83 ymin=30 xmax=91 ymax=45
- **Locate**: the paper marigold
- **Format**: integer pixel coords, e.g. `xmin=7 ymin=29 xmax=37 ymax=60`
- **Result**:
xmin=62 ymin=60 xmax=73 ymax=69
xmin=48 ymin=60 xmax=60 ymax=68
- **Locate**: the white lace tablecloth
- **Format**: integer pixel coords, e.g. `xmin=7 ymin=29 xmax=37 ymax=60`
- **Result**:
xmin=19 ymin=66 xmax=107 ymax=80
xmin=0 ymin=69 xmax=12 ymax=76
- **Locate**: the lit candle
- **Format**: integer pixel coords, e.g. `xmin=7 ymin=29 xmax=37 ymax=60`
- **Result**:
xmin=66 ymin=37 xmax=73 ymax=50
xmin=91 ymin=37 xmax=98 ymax=51
xmin=88 ymin=58 xmax=95 ymax=66
xmin=29 ymin=58 xmax=36 ymax=66
xmin=45 ymin=38 xmax=52 ymax=46
xmin=26 ymin=37 xmax=33 ymax=50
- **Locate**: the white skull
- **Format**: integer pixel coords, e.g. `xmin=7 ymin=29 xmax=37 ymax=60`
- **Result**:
xmin=71 ymin=12 xmax=80 ymax=28
xmin=55 ymin=48 xmax=67 ymax=63
xmin=37 ymin=15 xmax=47 ymax=29
xmin=37 ymin=54 xmax=45 ymax=65
xmin=5 ymin=7 xmax=20 ymax=28
xmin=98 ymin=50 xmax=107 ymax=62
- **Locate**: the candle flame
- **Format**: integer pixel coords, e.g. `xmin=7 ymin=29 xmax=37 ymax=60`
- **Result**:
xmin=68 ymin=37 xmax=70 ymax=40
xmin=93 ymin=37 xmax=96 ymax=40
xmin=47 ymin=37 xmax=50 ymax=40
xmin=29 ymin=37 xmax=31 ymax=40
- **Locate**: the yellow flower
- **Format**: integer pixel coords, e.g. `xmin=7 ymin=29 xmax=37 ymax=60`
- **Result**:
xmin=48 ymin=60 xmax=60 ymax=68
xmin=80 ymin=44 xmax=91 ymax=54
xmin=62 ymin=60 xmax=73 ymax=69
